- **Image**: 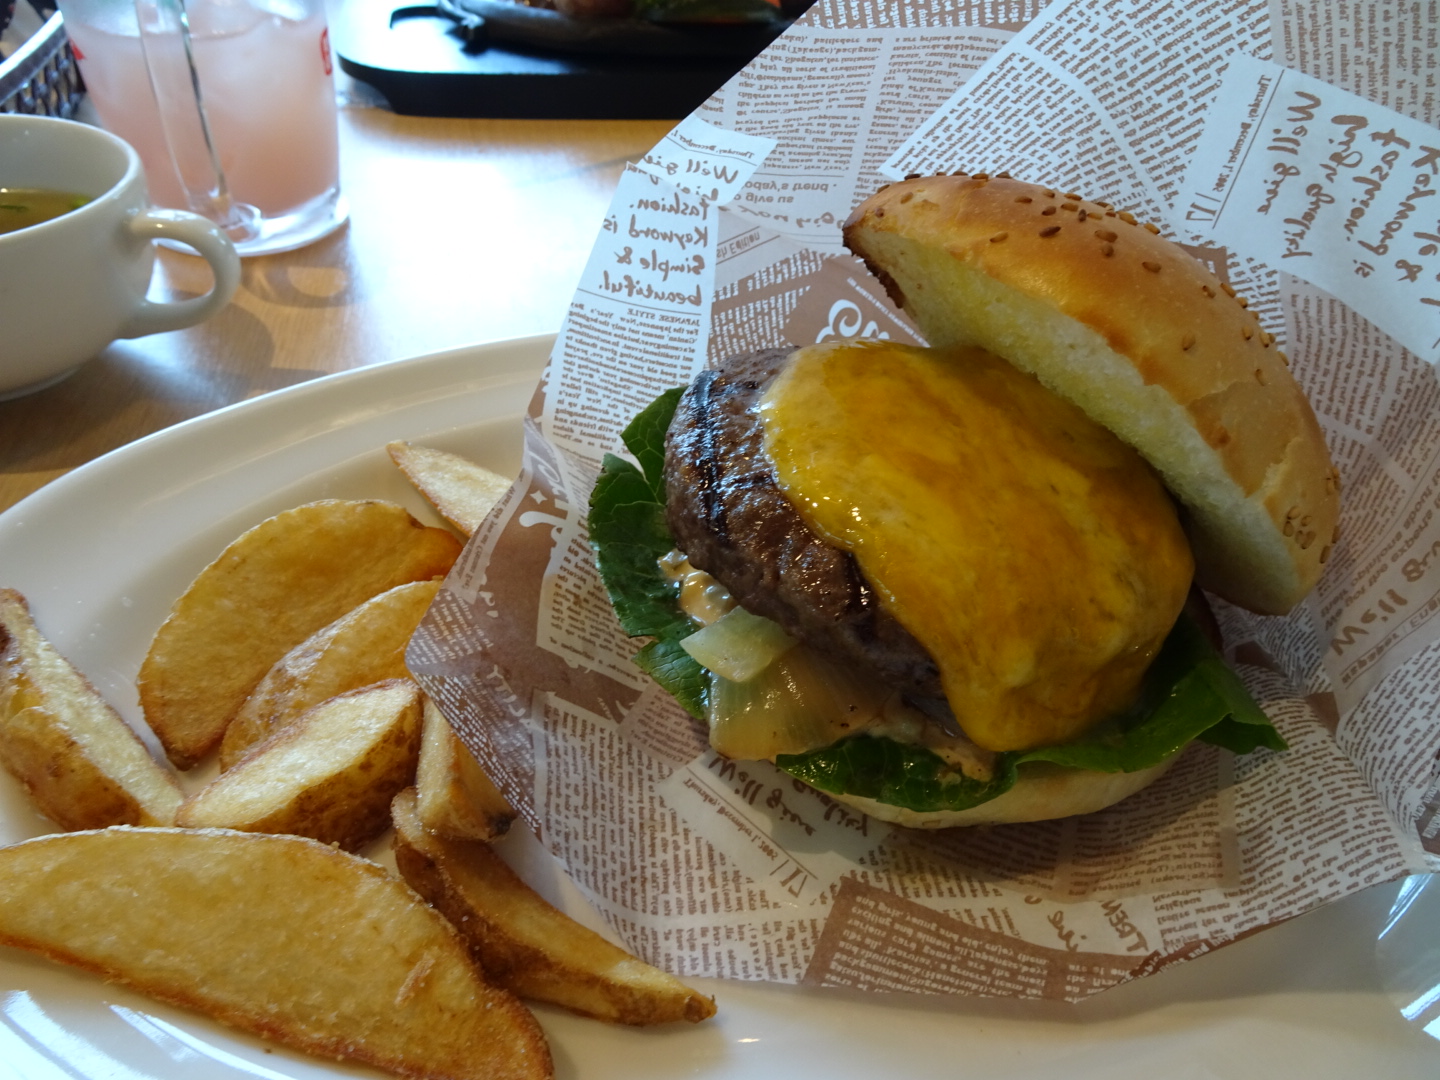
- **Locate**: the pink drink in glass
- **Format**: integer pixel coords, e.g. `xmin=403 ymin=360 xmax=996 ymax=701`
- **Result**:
xmin=65 ymin=0 xmax=341 ymax=243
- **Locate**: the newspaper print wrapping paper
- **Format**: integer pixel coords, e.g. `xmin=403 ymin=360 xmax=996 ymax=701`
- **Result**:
xmin=408 ymin=0 xmax=1440 ymax=1001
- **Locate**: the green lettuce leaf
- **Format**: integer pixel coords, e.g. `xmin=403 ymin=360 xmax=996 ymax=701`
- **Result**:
xmin=776 ymin=614 xmax=1286 ymax=814
xmin=589 ymin=386 xmax=1288 ymax=809
xmin=588 ymin=388 xmax=707 ymax=719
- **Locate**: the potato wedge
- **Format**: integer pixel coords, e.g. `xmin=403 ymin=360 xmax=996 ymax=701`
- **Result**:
xmin=387 ymin=441 xmax=512 ymax=538
xmin=392 ymin=789 xmax=715 ymax=1025
xmin=416 ymin=698 xmax=515 ymax=841
xmin=178 ymin=679 xmax=423 ymax=850
xmin=139 ymin=500 xmax=461 ymax=769
xmin=0 ymin=827 xmax=552 ymax=1080
xmin=0 ymin=589 xmax=183 ymax=830
xmin=219 ymin=578 xmax=442 ymax=770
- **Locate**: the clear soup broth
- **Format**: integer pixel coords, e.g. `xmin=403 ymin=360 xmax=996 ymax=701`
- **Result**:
xmin=0 ymin=188 xmax=91 ymax=235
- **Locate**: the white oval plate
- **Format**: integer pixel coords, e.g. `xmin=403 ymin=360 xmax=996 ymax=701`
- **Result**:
xmin=0 ymin=335 xmax=1436 ymax=1080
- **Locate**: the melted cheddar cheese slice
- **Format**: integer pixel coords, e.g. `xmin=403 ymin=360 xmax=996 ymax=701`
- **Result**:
xmin=759 ymin=340 xmax=1193 ymax=752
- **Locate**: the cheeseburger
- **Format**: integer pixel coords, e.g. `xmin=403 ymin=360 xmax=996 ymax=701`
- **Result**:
xmin=590 ymin=173 xmax=1340 ymax=828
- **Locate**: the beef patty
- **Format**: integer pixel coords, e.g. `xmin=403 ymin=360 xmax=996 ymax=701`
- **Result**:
xmin=664 ymin=347 xmax=944 ymax=701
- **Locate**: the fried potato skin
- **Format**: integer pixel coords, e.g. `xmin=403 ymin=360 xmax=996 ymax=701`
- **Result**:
xmin=0 ymin=589 xmax=182 ymax=830
xmin=392 ymin=790 xmax=715 ymax=1025
xmin=139 ymin=500 xmax=461 ymax=769
xmin=416 ymin=698 xmax=515 ymax=841
xmin=179 ymin=679 xmax=424 ymax=850
xmin=0 ymin=827 xmax=553 ymax=1080
xmin=219 ymin=579 xmax=442 ymax=770
xmin=386 ymin=441 xmax=513 ymax=538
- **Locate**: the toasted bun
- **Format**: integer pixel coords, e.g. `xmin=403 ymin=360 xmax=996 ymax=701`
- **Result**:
xmin=843 ymin=173 xmax=1339 ymax=616
xmin=830 ymin=759 xmax=1177 ymax=828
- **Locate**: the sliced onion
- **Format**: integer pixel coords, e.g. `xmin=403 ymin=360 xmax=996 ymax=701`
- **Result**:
xmin=707 ymin=644 xmax=890 ymax=760
xmin=681 ymin=605 xmax=796 ymax=683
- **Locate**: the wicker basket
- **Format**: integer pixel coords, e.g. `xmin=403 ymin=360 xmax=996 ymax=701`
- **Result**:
xmin=0 ymin=11 xmax=84 ymax=117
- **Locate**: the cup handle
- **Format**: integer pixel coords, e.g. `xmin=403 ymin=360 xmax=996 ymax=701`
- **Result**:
xmin=119 ymin=207 xmax=242 ymax=339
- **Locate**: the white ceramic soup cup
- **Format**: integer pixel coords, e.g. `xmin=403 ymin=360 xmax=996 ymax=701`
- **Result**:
xmin=0 ymin=114 xmax=240 ymax=400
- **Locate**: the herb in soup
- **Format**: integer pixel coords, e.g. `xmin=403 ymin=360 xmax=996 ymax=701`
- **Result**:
xmin=0 ymin=188 xmax=91 ymax=235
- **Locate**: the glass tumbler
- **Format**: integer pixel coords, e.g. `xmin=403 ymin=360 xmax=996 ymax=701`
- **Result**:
xmin=57 ymin=0 xmax=347 ymax=256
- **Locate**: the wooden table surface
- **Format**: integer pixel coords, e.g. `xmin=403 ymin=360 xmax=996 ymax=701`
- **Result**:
xmin=0 ymin=101 xmax=673 ymax=515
